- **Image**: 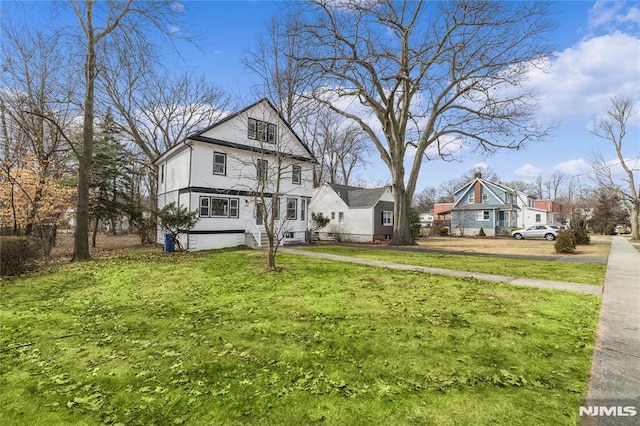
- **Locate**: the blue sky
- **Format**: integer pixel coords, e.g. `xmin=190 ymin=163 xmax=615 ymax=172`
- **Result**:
xmin=4 ymin=1 xmax=640 ymax=192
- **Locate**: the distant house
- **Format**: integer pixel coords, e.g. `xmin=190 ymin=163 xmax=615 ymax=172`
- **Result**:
xmin=154 ymin=98 xmax=315 ymax=251
xmin=308 ymin=183 xmax=394 ymax=242
xmin=450 ymin=173 xmax=562 ymax=236
xmin=535 ymin=199 xmax=563 ymax=224
xmin=418 ymin=212 xmax=434 ymax=227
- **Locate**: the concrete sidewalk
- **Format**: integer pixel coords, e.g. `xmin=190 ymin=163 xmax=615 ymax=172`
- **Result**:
xmin=279 ymin=247 xmax=603 ymax=295
xmin=582 ymin=236 xmax=640 ymax=425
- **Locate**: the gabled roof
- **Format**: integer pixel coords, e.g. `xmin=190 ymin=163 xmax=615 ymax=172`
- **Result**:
xmin=187 ymin=98 xmax=315 ymax=160
xmin=154 ymin=98 xmax=316 ymax=164
xmin=327 ymin=183 xmax=391 ymax=208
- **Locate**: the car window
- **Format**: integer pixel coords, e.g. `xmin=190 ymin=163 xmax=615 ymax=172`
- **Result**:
xmin=536 ymin=226 xmax=547 ymax=230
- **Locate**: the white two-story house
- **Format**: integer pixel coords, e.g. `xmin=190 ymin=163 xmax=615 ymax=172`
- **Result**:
xmin=154 ymin=99 xmax=316 ymax=251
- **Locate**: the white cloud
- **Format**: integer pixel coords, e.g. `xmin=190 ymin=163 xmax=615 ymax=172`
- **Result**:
xmin=552 ymin=159 xmax=591 ymax=176
xmin=527 ymin=33 xmax=640 ymax=123
xmin=515 ymin=163 xmax=543 ymax=177
xmin=170 ymin=2 xmax=185 ymax=13
xmin=589 ymin=1 xmax=640 ymax=32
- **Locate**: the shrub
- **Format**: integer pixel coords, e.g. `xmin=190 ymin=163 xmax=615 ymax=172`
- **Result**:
xmin=409 ymin=208 xmax=422 ymax=242
xmin=554 ymin=231 xmax=576 ymax=254
xmin=439 ymin=226 xmax=449 ymax=236
xmin=478 ymin=227 xmax=486 ymax=237
xmin=501 ymin=229 xmax=511 ymax=237
xmin=571 ymin=227 xmax=591 ymax=245
xmin=0 ymin=236 xmax=41 ymax=276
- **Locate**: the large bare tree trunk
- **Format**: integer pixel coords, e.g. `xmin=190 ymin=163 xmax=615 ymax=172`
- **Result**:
xmin=73 ymin=5 xmax=96 ymax=261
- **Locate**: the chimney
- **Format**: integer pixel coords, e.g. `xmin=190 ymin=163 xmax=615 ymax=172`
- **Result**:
xmin=474 ymin=179 xmax=481 ymax=204
xmin=474 ymin=172 xmax=482 ymax=179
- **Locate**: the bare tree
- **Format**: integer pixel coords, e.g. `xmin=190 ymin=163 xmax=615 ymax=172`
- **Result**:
xmin=589 ymin=96 xmax=639 ymax=240
xmin=413 ymin=186 xmax=437 ymax=213
xmin=68 ymin=0 xmax=184 ymax=261
xmin=103 ymin=69 xmax=231 ymax=164
xmin=291 ymin=1 xmax=553 ymax=244
xmin=0 ymin=23 xmax=76 ymax=249
xmin=243 ymin=13 xmax=317 ymax=128
xmin=501 ymin=180 xmax=537 ymax=196
xmin=533 ymin=174 xmax=545 ymax=199
xmin=543 ymin=172 xmax=564 ymax=200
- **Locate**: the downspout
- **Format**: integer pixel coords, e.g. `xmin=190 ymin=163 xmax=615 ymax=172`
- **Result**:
xmin=185 ymin=139 xmax=194 ymax=250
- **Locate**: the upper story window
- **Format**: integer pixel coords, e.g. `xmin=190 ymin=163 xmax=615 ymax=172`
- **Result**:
xmin=160 ymin=164 xmax=165 ymax=183
xmin=482 ymin=193 xmax=488 ymax=203
xmin=248 ymin=118 xmax=276 ymax=144
xmin=467 ymin=193 xmax=474 ymax=204
xmin=292 ymin=165 xmax=301 ymax=184
xmin=256 ymin=159 xmax=268 ymax=181
xmin=213 ymin=152 xmax=226 ymax=175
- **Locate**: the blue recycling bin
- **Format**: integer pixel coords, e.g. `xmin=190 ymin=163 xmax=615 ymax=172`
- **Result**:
xmin=164 ymin=233 xmax=175 ymax=252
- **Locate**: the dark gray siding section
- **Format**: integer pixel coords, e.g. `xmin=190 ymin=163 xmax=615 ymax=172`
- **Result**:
xmin=373 ymin=201 xmax=394 ymax=237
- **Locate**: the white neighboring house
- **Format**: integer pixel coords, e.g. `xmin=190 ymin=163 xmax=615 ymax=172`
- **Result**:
xmin=309 ymin=183 xmax=394 ymax=242
xmin=419 ymin=212 xmax=434 ymax=227
xmin=154 ymin=98 xmax=315 ymax=251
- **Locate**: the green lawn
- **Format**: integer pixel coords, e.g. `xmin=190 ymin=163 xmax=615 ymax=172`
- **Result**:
xmin=1 ymin=249 xmax=599 ymax=425
xmin=303 ymin=246 xmax=606 ymax=285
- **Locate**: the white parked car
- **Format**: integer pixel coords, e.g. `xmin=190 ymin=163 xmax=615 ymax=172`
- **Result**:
xmin=511 ymin=225 xmax=559 ymax=241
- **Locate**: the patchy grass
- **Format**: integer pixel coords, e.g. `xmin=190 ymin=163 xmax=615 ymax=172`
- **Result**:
xmin=304 ymin=246 xmax=606 ymax=286
xmin=416 ymin=235 xmax=611 ymax=258
xmin=1 ymin=249 xmax=599 ymax=425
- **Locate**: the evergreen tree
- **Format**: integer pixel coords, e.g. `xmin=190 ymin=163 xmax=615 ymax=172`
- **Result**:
xmin=588 ymin=189 xmax=629 ymax=235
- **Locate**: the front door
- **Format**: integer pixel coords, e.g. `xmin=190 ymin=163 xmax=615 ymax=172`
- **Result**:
xmin=256 ymin=202 xmax=264 ymax=226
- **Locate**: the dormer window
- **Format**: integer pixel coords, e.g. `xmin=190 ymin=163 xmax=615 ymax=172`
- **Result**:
xmin=248 ymin=118 xmax=276 ymax=144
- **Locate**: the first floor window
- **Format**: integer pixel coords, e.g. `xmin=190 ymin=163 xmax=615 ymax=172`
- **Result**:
xmin=200 ymin=196 xmax=239 ymax=218
xmin=284 ymin=231 xmax=295 ymax=239
xmin=382 ymin=211 xmax=393 ymax=226
xmin=229 ymin=198 xmax=239 ymax=218
xmin=300 ymin=199 xmax=306 ymax=221
xmin=292 ymin=165 xmax=301 ymax=184
xmin=211 ymin=198 xmax=229 ymax=217
xmin=476 ymin=210 xmax=490 ymax=221
xmin=213 ymin=152 xmax=226 ymax=175
xmin=287 ymin=198 xmax=297 ymax=220
xmin=338 ymin=212 xmax=344 ymax=224
xmin=199 ymin=197 xmax=210 ymax=217
xmin=331 ymin=212 xmax=335 ymax=220
xmin=535 ymin=213 xmax=541 ymax=222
